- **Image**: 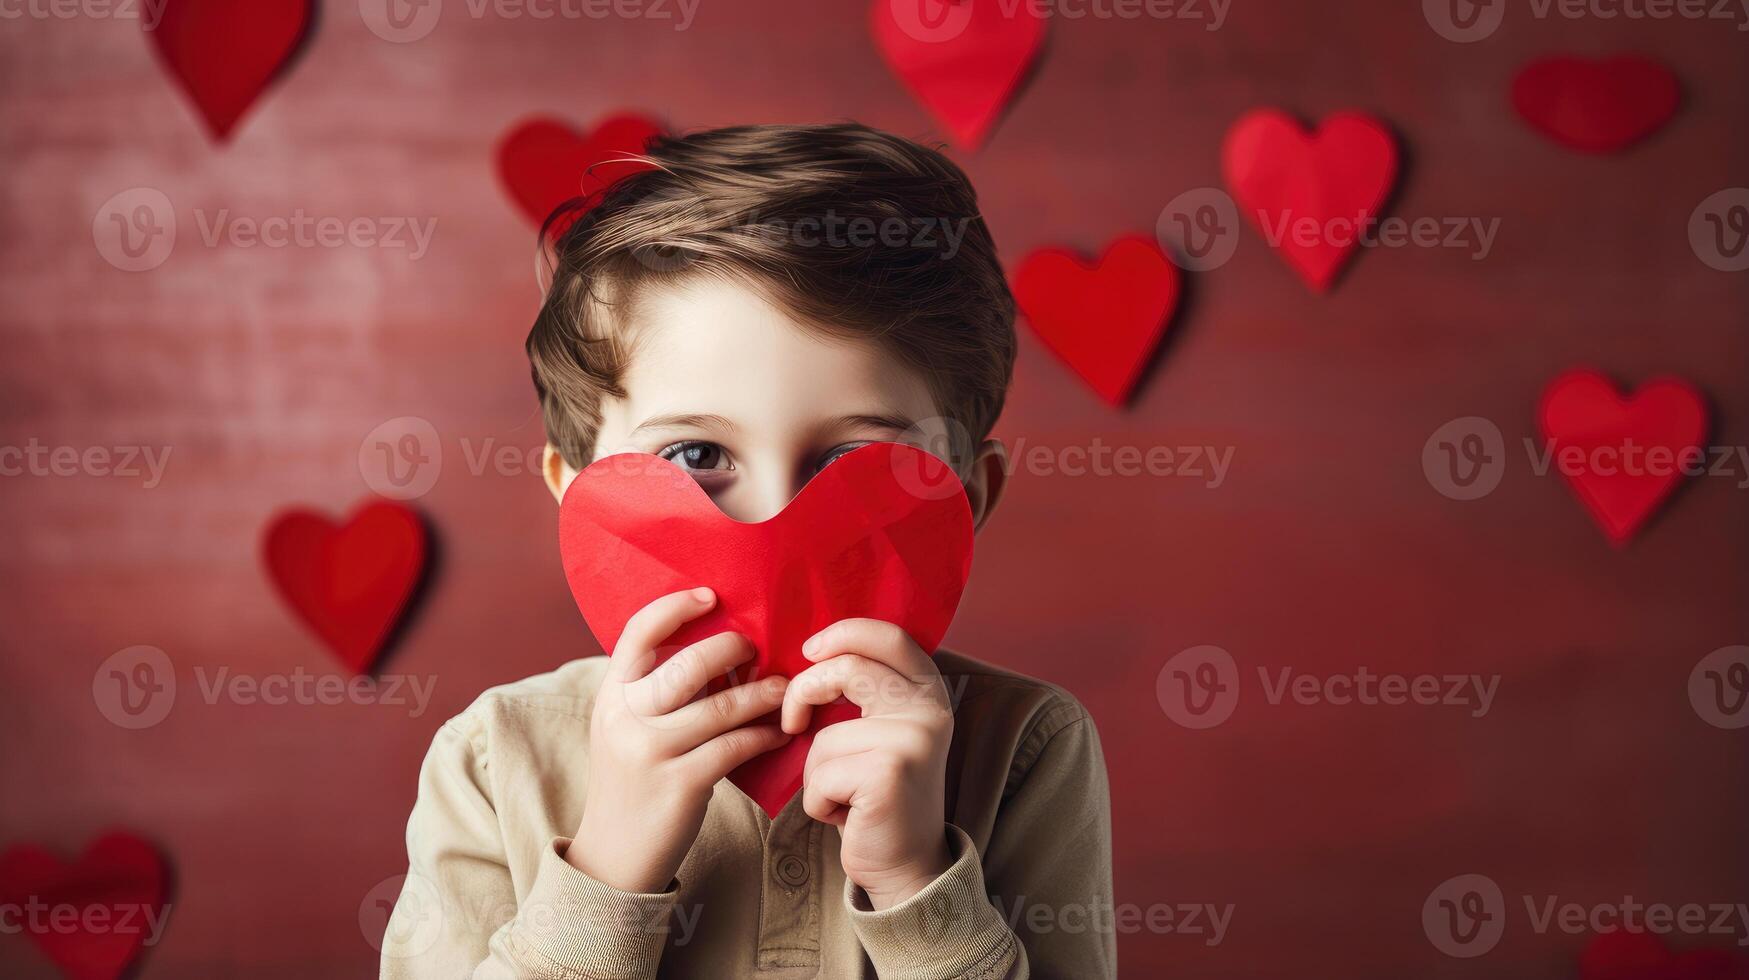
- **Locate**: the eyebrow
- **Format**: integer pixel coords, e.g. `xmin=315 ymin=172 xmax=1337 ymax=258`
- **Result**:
xmin=830 ymin=413 xmax=917 ymax=434
xmin=629 ymin=413 xmax=739 ymax=436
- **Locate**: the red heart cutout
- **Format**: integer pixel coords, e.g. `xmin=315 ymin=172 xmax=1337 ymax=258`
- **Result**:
xmin=264 ymin=499 xmax=428 ymax=674
xmin=1012 ymin=235 xmax=1180 ymax=407
xmin=1221 ymin=109 xmax=1400 ymax=293
xmin=1580 ymin=930 xmax=1749 ymax=980
xmin=1512 ymin=56 xmax=1680 ymax=154
xmin=0 ymin=831 xmax=169 ymax=980
xmin=870 ymin=0 xmax=1046 ymax=150
xmin=495 ymin=114 xmax=664 ymax=233
xmin=559 ymin=442 xmax=974 ymax=816
xmin=1536 ymin=368 xmax=1708 ymax=546
xmin=146 ymin=0 xmax=313 ymax=142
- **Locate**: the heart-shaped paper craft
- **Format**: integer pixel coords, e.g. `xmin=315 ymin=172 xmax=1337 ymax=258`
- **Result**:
xmin=0 ymin=831 xmax=169 ymax=980
xmin=559 ymin=442 xmax=974 ymax=816
xmin=496 ymin=114 xmax=664 ymax=233
xmin=870 ymin=0 xmax=1046 ymax=150
xmin=1222 ymin=109 xmax=1400 ymax=293
xmin=264 ymin=499 xmax=428 ymax=674
xmin=147 ymin=0 xmax=313 ymax=141
xmin=1512 ymin=56 xmax=1680 ymax=154
xmin=1537 ymin=368 xmax=1708 ymax=546
xmin=1012 ymin=235 xmax=1180 ymax=407
xmin=1580 ymin=929 xmax=1748 ymax=980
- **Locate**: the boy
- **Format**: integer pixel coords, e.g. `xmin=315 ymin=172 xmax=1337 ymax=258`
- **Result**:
xmin=383 ymin=124 xmax=1114 ymax=978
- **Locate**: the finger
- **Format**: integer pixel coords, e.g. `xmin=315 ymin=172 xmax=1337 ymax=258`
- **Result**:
xmin=626 ymin=631 xmax=756 ymax=716
xmin=782 ymin=654 xmax=904 ymax=734
xmin=802 ymin=752 xmax=872 ymax=826
xmin=608 ymin=588 xmax=715 ymax=684
xmin=803 ymin=718 xmax=928 ymax=785
xmin=683 ymin=724 xmax=791 ymax=784
xmin=661 ymin=675 xmax=790 ymax=749
xmin=802 ymin=618 xmax=938 ymax=681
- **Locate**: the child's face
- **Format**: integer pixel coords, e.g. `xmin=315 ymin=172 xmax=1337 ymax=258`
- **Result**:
xmin=542 ymin=276 xmax=1005 ymax=526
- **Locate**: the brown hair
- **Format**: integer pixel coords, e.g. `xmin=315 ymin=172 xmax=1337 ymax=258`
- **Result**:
xmin=525 ymin=122 xmax=1016 ymax=468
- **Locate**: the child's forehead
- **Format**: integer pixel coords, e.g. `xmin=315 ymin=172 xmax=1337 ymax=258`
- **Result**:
xmin=618 ymin=277 xmax=937 ymax=420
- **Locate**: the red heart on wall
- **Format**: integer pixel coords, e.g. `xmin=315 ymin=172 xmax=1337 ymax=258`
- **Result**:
xmin=1512 ymin=56 xmax=1680 ymax=154
xmin=1012 ymin=235 xmax=1180 ymax=407
xmin=1221 ymin=109 xmax=1400 ymax=293
xmin=1536 ymin=368 xmax=1708 ymax=546
xmin=870 ymin=0 xmax=1046 ymax=150
xmin=559 ymin=443 xmax=974 ymax=817
xmin=1580 ymin=929 xmax=1747 ymax=980
xmin=496 ymin=114 xmax=664 ymax=232
xmin=0 ymin=831 xmax=169 ymax=980
xmin=264 ymin=499 xmax=428 ymax=674
xmin=147 ymin=0 xmax=313 ymax=141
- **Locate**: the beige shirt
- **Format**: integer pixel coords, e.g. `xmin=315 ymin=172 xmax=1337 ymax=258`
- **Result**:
xmin=380 ymin=651 xmax=1114 ymax=979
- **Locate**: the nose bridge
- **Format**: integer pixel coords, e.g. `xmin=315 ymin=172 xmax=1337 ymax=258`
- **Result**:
xmin=735 ymin=452 xmax=810 ymax=524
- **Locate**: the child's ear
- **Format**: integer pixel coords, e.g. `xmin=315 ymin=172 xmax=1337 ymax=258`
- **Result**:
xmin=542 ymin=444 xmax=579 ymax=504
xmin=961 ymin=439 xmax=1009 ymax=533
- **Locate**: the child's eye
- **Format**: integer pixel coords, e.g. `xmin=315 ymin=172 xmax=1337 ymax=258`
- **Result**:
xmin=658 ymin=441 xmax=732 ymax=473
xmin=817 ymin=441 xmax=873 ymax=471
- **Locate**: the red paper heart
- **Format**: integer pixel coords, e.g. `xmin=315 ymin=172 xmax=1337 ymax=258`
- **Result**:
xmin=1537 ymin=368 xmax=1708 ymax=546
xmin=146 ymin=0 xmax=313 ymax=141
xmin=559 ymin=442 xmax=974 ymax=816
xmin=1512 ymin=56 xmax=1680 ymax=154
xmin=870 ymin=0 xmax=1046 ymax=150
xmin=0 ymin=831 xmax=169 ymax=980
xmin=1221 ymin=109 xmax=1400 ymax=293
xmin=264 ymin=499 xmax=428 ymax=674
xmin=1580 ymin=930 xmax=1749 ymax=980
xmin=1012 ymin=235 xmax=1180 ymax=407
xmin=495 ymin=114 xmax=664 ymax=232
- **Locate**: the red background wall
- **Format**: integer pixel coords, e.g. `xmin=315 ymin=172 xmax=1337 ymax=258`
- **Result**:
xmin=2 ymin=1 xmax=1747 ymax=976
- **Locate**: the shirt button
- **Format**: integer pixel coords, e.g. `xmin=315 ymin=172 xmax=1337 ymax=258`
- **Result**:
xmin=775 ymin=854 xmax=810 ymax=887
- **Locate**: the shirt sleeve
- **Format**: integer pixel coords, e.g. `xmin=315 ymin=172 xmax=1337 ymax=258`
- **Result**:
xmin=844 ymin=704 xmax=1117 ymax=980
xmin=379 ymin=716 xmax=679 ymax=980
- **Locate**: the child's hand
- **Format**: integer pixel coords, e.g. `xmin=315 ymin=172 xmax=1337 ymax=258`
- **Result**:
xmin=783 ymin=619 xmax=955 ymax=910
xmin=568 ymin=587 xmax=791 ymax=893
